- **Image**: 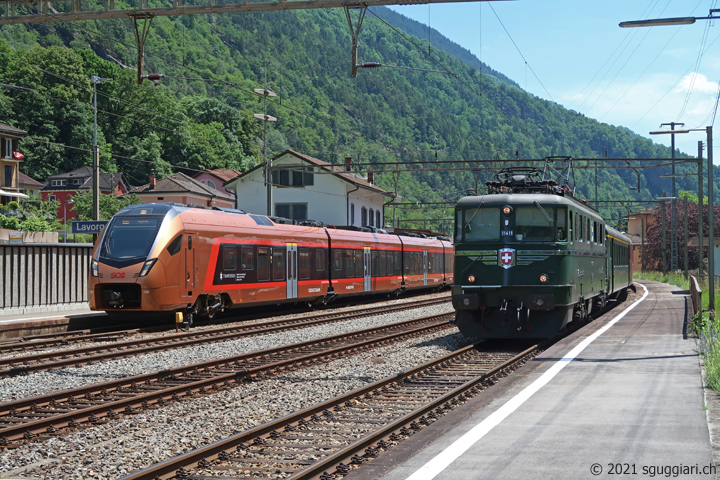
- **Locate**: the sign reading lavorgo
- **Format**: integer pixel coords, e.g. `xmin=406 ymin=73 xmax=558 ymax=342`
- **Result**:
xmin=71 ymin=221 xmax=108 ymax=234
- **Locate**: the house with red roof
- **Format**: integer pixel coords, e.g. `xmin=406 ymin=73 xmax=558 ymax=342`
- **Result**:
xmin=41 ymin=166 xmax=131 ymax=221
xmin=129 ymin=171 xmax=235 ymax=209
xmin=192 ymin=168 xmax=241 ymax=198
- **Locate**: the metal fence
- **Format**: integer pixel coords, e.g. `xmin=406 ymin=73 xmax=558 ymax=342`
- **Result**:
xmin=0 ymin=243 xmax=93 ymax=311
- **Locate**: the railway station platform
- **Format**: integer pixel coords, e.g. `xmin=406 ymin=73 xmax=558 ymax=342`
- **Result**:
xmin=0 ymin=305 xmax=101 ymax=339
xmin=352 ymin=280 xmax=718 ymax=480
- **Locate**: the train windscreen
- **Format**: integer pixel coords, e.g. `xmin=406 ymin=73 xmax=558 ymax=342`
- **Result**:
xmin=457 ymin=207 xmax=500 ymax=242
xmin=99 ymin=217 xmax=162 ymax=266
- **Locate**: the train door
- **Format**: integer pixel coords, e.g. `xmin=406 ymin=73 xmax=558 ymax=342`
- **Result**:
xmin=286 ymin=243 xmax=298 ymax=299
xmin=364 ymin=247 xmax=371 ymax=291
xmin=185 ymin=233 xmax=195 ymax=292
xmin=423 ymin=250 xmax=428 ymax=286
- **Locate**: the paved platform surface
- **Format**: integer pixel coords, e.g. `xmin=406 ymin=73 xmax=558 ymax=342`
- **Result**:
xmin=351 ymin=280 xmax=716 ymax=480
xmin=0 ymin=305 xmax=102 ymax=338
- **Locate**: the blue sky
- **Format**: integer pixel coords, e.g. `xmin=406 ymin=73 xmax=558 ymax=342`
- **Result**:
xmin=387 ymin=0 xmax=720 ymax=160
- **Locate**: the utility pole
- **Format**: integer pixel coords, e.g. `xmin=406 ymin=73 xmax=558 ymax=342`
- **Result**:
xmin=253 ymin=60 xmax=277 ymax=217
xmin=92 ymin=75 xmax=109 ymax=221
xmin=661 ymin=121 xmax=684 ymax=273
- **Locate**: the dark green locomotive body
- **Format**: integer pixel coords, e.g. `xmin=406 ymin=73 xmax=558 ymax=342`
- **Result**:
xmin=452 ymin=190 xmax=632 ymax=339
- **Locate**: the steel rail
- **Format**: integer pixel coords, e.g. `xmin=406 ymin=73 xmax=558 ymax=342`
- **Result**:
xmin=118 ymin=342 xmax=542 ymax=480
xmin=0 ymin=312 xmax=454 ymax=443
xmin=0 ymin=297 xmax=449 ymax=375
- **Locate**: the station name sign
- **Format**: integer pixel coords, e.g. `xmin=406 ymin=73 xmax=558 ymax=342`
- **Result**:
xmin=71 ymin=221 xmax=108 ymax=234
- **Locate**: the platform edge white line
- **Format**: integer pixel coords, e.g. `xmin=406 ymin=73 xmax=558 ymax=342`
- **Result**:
xmin=405 ymin=283 xmax=650 ymax=480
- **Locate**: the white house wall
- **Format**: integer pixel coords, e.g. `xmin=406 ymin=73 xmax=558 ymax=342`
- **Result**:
xmin=232 ymin=155 xmax=388 ymax=227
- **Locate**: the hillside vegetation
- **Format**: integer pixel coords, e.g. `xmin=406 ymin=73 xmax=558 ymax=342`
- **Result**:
xmin=0 ymin=7 xmax=707 ymax=230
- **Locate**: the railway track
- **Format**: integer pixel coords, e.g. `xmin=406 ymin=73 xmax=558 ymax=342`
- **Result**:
xmin=119 ymin=341 xmax=543 ymax=480
xmin=0 ymin=296 xmax=449 ymax=377
xmin=0 ymin=295 xmax=449 ymax=355
xmin=0 ymin=311 xmax=454 ymax=445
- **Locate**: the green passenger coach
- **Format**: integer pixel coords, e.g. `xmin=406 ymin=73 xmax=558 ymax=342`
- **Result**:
xmin=452 ymin=167 xmax=633 ymax=339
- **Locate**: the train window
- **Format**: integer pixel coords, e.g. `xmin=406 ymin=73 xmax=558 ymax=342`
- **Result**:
xmin=355 ymin=250 xmax=364 ymax=277
xmin=372 ymin=251 xmax=379 ymax=277
xmin=333 ymin=250 xmax=343 ymax=273
xmin=223 ymin=245 xmax=237 ymax=271
xmin=586 ymin=218 xmax=591 ymax=242
xmin=592 ymin=221 xmax=597 ymax=244
xmin=257 ymin=247 xmax=270 ymax=281
xmin=343 ymin=250 xmax=353 ymax=276
xmin=394 ymin=252 xmax=402 ymax=273
xmin=463 ymin=207 xmax=500 ymax=242
xmin=379 ymin=251 xmax=387 ymax=276
xmin=273 ymin=249 xmax=285 ymax=281
xmin=167 ymin=235 xmax=182 ymax=256
xmin=316 ymin=249 xmax=326 ymax=271
xmin=299 ymin=248 xmax=310 ymax=280
xmin=515 ymin=206 xmax=553 ymax=241
xmin=575 ymin=213 xmax=579 ymax=241
xmin=455 ymin=209 xmax=462 ymax=242
xmin=241 ymin=247 xmax=254 ymax=270
xmin=556 ymin=207 xmax=567 ymax=241
xmin=386 ymin=251 xmax=393 ymax=274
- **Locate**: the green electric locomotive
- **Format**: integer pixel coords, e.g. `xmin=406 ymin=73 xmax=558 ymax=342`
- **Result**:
xmin=452 ymin=167 xmax=632 ymax=339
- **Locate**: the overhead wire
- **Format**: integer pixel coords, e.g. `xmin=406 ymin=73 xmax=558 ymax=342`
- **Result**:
xmin=570 ymin=0 xmax=662 ymax=112
xmin=364 ymin=8 xmax=554 ymax=156
xmin=676 ymin=0 xmax=715 ymax=120
xmin=486 ymin=3 xmax=554 ymax=103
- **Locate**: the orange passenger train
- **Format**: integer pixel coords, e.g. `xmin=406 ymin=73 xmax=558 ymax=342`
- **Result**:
xmin=89 ymin=204 xmax=454 ymax=324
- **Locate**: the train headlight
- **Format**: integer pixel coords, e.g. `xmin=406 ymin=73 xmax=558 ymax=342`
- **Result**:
xmin=91 ymin=259 xmax=99 ymax=277
xmin=503 ymin=206 xmax=512 ymax=215
xmin=539 ymin=274 xmax=549 ymax=283
xmin=139 ymin=258 xmax=158 ymax=277
xmin=468 ymin=275 xmax=476 ymax=283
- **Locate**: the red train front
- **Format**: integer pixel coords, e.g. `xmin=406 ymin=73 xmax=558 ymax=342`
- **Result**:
xmin=89 ymin=204 xmax=454 ymax=324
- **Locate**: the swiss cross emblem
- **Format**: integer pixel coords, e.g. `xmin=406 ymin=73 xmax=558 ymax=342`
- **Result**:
xmin=499 ymin=248 xmax=515 ymax=269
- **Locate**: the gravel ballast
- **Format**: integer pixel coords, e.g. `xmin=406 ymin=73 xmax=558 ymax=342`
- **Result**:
xmin=0 ymin=297 xmax=469 ymax=479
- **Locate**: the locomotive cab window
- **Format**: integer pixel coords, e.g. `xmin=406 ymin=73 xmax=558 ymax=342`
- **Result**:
xmin=556 ymin=207 xmax=567 ymax=241
xmin=167 ymin=235 xmax=182 ymax=256
xmin=99 ymin=216 xmax=162 ymax=266
xmin=515 ymin=206 xmax=553 ymax=242
xmin=462 ymin=207 xmax=500 ymax=242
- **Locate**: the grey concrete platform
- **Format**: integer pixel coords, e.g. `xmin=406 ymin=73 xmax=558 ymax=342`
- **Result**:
xmin=0 ymin=305 xmax=104 ymax=339
xmin=351 ymin=280 xmax=716 ymax=480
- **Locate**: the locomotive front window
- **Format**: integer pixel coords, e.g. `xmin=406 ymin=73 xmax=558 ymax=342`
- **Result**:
xmin=515 ymin=206 xmax=554 ymax=241
xmin=99 ymin=216 xmax=162 ymax=263
xmin=463 ymin=207 xmax=500 ymax=242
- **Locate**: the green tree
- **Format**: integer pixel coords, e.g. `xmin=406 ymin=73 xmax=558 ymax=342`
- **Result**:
xmin=71 ymin=190 xmax=142 ymax=221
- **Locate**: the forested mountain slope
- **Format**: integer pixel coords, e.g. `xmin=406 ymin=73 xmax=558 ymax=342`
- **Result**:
xmin=0 ymin=6 xmax=703 ymax=230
